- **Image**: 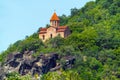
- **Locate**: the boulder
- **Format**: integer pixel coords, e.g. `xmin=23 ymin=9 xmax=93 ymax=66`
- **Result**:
xmin=9 ymin=60 xmax=20 ymax=68
xmin=62 ymin=56 xmax=75 ymax=70
xmin=14 ymin=52 xmax=23 ymax=58
xmin=19 ymin=60 xmax=33 ymax=75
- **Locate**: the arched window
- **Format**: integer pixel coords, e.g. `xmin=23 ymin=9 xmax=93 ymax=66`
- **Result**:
xmin=50 ymin=34 xmax=52 ymax=38
xmin=42 ymin=35 xmax=45 ymax=40
xmin=55 ymin=21 xmax=56 ymax=26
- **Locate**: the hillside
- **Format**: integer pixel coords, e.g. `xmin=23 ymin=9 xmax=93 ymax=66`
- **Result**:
xmin=0 ymin=0 xmax=120 ymax=80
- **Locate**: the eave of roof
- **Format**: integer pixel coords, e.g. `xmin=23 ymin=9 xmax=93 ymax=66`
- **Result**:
xmin=39 ymin=26 xmax=69 ymax=33
xmin=57 ymin=26 xmax=68 ymax=32
xmin=39 ymin=32 xmax=46 ymax=34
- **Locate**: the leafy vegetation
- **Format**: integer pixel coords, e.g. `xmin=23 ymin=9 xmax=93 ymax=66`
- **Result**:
xmin=41 ymin=70 xmax=81 ymax=80
xmin=1 ymin=0 xmax=120 ymax=79
xmin=6 ymin=72 xmax=32 ymax=80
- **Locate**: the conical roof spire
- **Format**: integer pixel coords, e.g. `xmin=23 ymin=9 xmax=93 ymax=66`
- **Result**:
xmin=50 ymin=12 xmax=60 ymax=21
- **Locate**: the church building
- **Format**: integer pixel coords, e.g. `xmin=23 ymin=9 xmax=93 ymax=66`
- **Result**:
xmin=39 ymin=12 xmax=71 ymax=42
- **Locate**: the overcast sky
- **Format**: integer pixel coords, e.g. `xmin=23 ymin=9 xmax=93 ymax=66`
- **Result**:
xmin=0 ymin=0 xmax=94 ymax=53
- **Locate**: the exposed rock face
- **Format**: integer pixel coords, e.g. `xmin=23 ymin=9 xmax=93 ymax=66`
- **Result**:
xmin=0 ymin=67 xmax=6 ymax=80
xmin=9 ymin=60 xmax=20 ymax=68
xmin=14 ymin=52 xmax=23 ymax=58
xmin=62 ymin=56 xmax=75 ymax=70
xmin=2 ymin=51 xmax=75 ymax=77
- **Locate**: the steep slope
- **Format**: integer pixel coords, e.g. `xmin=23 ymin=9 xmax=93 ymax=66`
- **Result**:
xmin=0 ymin=0 xmax=120 ymax=79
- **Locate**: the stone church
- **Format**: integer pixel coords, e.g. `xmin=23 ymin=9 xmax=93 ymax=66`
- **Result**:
xmin=39 ymin=12 xmax=71 ymax=42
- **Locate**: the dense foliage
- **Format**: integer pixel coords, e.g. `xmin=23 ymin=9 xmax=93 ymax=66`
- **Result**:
xmin=6 ymin=72 xmax=32 ymax=80
xmin=1 ymin=0 xmax=120 ymax=79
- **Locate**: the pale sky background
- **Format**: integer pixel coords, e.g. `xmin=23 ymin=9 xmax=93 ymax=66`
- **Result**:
xmin=0 ymin=0 xmax=94 ymax=53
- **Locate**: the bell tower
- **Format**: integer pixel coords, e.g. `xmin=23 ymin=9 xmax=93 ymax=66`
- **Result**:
xmin=50 ymin=12 xmax=60 ymax=28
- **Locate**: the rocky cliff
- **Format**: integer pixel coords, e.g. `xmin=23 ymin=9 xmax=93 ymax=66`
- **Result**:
xmin=0 ymin=50 xmax=75 ymax=79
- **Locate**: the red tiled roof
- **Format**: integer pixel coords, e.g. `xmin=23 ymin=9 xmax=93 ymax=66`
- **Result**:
xmin=39 ymin=28 xmax=47 ymax=34
xmin=39 ymin=26 xmax=68 ymax=34
xmin=50 ymin=12 xmax=60 ymax=21
xmin=39 ymin=32 xmax=46 ymax=34
xmin=57 ymin=26 xmax=68 ymax=32
xmin=57 ymin=29 xmax=65 ymax=32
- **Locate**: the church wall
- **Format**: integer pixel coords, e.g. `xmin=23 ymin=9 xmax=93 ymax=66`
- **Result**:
xmin=57 ymin=32 xmax=64 ymax=38
xmin=39 ymin=28 xmax=71 ymax=42
xmin=46 ymin=27 xmax=57 ymax=39
xmin=39 ymin=33 xmax=47 ymax=42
